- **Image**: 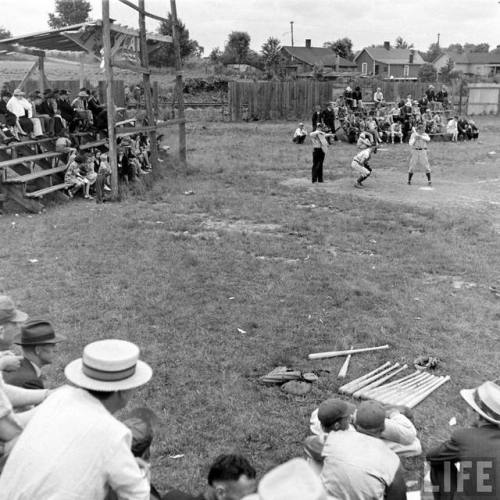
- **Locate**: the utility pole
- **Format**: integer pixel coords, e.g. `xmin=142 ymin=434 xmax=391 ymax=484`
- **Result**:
xmin=290 ymin=21 xmax=294 ymax=47
xmin=437 ymin=33 xmax=440 ymax=47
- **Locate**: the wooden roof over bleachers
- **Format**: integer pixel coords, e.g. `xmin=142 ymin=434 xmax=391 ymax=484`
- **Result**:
xmin=0 ymin=20 xmax=171 ymax=56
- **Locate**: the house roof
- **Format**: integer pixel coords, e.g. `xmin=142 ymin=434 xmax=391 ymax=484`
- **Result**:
xmin=355 ymin=47 xmax=424 ymax=64
xmin=282 ymin=46 xmax=357 ymax=68
xmin=437 ymin=51 xmax=500 ymax=65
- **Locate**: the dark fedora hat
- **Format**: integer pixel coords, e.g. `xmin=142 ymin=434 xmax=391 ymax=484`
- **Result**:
xmin=14 ymin=319 xmax=66 ymax=346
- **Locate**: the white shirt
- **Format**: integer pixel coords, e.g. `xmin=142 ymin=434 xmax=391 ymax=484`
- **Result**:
xmin=0 ymin=385 xmax=150 ymax=500
xmin=6 ymin=96 xmax=32 ymax=118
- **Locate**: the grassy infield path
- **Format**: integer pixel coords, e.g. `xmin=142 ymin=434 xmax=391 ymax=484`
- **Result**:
xmin=1 ymin=118 xmax=500 ymax=491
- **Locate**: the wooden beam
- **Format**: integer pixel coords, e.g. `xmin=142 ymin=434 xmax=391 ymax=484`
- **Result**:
xmin=102 ymin=0 xmax=118 ymax=201
xmin=38 ymin=56 xmax=46 ymax=94
xmin=116 ymin=121 xmax=184 ymax=137
xmin=17 ymin=61 xmax=39 ymax=92
xmin=138 ymin=0 xmax=158 ymax=170
xmin=117 ymin=0 xmax=168 ymax=23
xmin=109 ymin=23 xmax=171 ymax=43
xmin=0 ymin=43 xmax=45 ymax=57
xmin=170 ymin=0 xmax=187 ymax=169
xmin=112 ymin=60 xmax=150 ymax=74
xmin=61 ymin=32 xmax=101 ymax=61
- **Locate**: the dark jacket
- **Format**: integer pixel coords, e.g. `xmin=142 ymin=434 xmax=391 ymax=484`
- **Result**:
xmin=312 ymin=110 xmax=322 ymax=131
xmin=427 ymin=422 xmax=500 ymax=499
xmin=321 ymin=107 xmax=336 ymax=131
xmin=2 ymin=357 xmax=44 ymax=389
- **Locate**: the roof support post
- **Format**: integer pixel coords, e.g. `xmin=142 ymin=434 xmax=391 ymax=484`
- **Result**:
xmin=102 ymin=0 xmax=118 ymax=200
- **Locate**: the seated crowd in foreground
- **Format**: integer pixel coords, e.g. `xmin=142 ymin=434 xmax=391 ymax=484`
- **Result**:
xmin=293 ymin=83 xmax=479 ymax=147
xmin=1 ymin=293 xmax=499 ymax=500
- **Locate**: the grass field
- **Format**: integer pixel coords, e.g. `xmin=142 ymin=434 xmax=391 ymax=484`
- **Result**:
xmin=2 ymin=116 xmax=500 ymax=493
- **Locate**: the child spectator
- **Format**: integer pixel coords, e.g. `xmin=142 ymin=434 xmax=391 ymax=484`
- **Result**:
xmin=447 ymin=116 xmax=458 ymax=142
xmin=95 ymin=153 xmax=111 ymax=204
xmin=81 ymin=155 xmax=98 ymax=198
xmin=293 ymin=123 xmax=307 ymax=144
xmin=64 ymin=154 xmax=88 ymax=198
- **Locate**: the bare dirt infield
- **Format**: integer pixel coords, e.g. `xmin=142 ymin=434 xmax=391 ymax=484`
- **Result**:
xmin=281 ymin=120 xmax=500 ymax=229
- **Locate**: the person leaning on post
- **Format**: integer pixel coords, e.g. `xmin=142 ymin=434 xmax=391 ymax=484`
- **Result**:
xmin=0 ymin=339 xmax=153 ymax=500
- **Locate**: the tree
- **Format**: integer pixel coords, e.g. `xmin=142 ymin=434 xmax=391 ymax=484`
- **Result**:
xmin=48 ymin=0 xmax=92 ymax=29
xmin=261 ymin=37 xmax=282 ymax=75
xmin=439 ymin=58 xmax=455 ymax=84
xmin=323 ymin=37 xmax=354 ymax=61
xmin=223 ymin=31 xmax=251 ymax=64
xmin=425 ymin=42 xmax=442 ymax=62
xmin=150 ymin=13 xmax=203 ymax=66
xmin=209 ymin=47 xmax=223 ymax=63
xmin=447 ymin=43 xmax=463 ymax=54
xmin=464 ymin=43 xmax=489 ymax=53
xmin=418 ymin=63 xmax=437 ymax=82
xmin=0 ymin=27 xmax=11 ymax=40
xmin=394 ymin=36 xmax=414 ymax=49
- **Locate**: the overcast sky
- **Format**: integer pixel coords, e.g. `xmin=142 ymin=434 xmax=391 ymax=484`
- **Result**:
xmin=2 ymin=0 xmax=500 ymax=53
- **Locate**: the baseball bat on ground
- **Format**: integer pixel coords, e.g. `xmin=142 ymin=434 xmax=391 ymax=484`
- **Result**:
xmin=375 ymin=373 xmax=435 ymax=405
xmin=338 ymin=361 xmax=392 ymax=394
xmin=337 ymin=346 xmax=354 ymax=379
xmin=362 ymin=371 xmax=425 ymax=399
xmin=308 ymin=344 xmax=390 ymax=360
xmin=386 ymin=375 xmax=443 ymax=407
xmin=340 ymin=363 xmax=399 ymax=395
xmin=406 ymin=375 xmax=450 ymax=408
xmin=354 ymin=364 xmax=408 ymax=399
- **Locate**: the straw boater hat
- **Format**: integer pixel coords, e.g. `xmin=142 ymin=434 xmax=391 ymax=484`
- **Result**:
xmin=243 ymin=458 xmax=327 ymax=500
xmin=13 ymin=88 xmax=25 ymax=96
xmin=0 ymin=295 xmax=28 ymax=324
xmin=460 ymin=381 xmax=500 ymax=425
xmin=65 ymin=339 xmax=153 ymax=391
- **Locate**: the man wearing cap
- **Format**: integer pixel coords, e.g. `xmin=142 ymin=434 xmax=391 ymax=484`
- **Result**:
xmin=306 ymin=398 xmax=407 ymax=499
xmin=0 ymin=339 xmax=153 ymax=500
xmin=426 ymin=381 xmax=500 ymax=500
xmin=3 ymin=320 xmax=65 ymax=389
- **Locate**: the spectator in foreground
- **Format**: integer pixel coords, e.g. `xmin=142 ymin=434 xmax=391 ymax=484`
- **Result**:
xmin=0 ymin=295 xmax=28 ymax=352
xmin=163 ymin=454 xmax=257 ymax=500
xmin=242 ymin=458 xmax=326 ymax=500
xmin=426 ymin=380 xmax=500 ymax=500
xmin=292 ymin=122 xmax=307 ymax=144
xmin=64 ymin=154 xmax=89 ymax=198
xmin=306 ymin=399 xmax=407 ymax=499
xmin=3 ymin=320 xmax=65 ymax=389
xmin=0 ymin=339 xmax=153 ymax=500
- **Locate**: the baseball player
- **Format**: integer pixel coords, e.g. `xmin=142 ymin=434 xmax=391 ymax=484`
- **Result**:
xmin=408 ymin=123 xmax=432 ymax=186
xmin=351 ymin=145 xmax=377 ymax=188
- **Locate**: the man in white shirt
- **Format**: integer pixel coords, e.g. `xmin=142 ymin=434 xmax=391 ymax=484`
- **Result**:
xmin=0 ymin=339 xmax=153 ymax=500
xmin=6 ymin=89 xmax=35 ymax=138
xmin=293 ymin=122 xmax=307 ymax=144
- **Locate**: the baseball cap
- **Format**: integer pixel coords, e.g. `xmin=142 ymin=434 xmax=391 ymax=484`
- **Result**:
xmin=355 ymin=401 xmax=386 ymax=430
xmin=317 ymin=398 xmax=355 ymax=428
xmin=0 ymin=295 xmax=28 ymax=324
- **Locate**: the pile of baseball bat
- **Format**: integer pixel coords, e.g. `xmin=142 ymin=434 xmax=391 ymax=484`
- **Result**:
xmin=339 ymin=362 xmax=450 ymax=408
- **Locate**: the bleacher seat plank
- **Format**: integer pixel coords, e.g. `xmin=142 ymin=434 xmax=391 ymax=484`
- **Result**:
xmin=0 ymin=152 xmax=64 ymax=169
xmin=25 ymin=183 xmax=70 ymax=198
xmin=79 ymin=139 xmax=108 ymax=150
xmin=0 ymin=137 xmax=54 ymax=152
xmin=3 ymin=165 xmax=68 ymax=184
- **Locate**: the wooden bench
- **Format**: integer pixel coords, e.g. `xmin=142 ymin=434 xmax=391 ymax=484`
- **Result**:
xmin=25 ymin=183 xmax=70 ymax=199
xmin=79 ymin=139 xmax=108 ymax=151
xmin=3 ymin=165 xmax=68 ymax=184
xmin=0 ymin=152 xmax=64 ymax=173
xmin=0 ymin=137 xmax=55 ymax=152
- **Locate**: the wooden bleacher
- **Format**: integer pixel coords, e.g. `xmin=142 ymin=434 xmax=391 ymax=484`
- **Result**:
xmin=0 ymin=129 xmax=107 ymax=212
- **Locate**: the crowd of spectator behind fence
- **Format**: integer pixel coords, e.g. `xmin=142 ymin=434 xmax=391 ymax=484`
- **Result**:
xmin=294 ymin=84 xmax=479 ymax=146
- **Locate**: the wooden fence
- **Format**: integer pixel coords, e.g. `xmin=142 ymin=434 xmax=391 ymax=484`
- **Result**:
xmin=228 ymin=80 xmax=460 ymax=121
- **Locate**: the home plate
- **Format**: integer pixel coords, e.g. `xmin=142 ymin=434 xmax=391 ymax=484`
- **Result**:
xmin=419 ymin=186 xmax=434 ymax=191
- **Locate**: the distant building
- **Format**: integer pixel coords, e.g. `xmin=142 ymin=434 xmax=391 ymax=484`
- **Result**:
xmin=354 ymin=42 xmax=425 ymax=80
xmin=433 ymin=51 xmax=500 ymax=78
xmin=280 ymin=39 xmax=357 ymax=77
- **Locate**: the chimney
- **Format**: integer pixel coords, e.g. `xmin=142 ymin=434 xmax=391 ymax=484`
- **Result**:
xmin=305 ymin=39 xmax=311 ymax=48
xmin=409 ymin=49 xmax=415 ymax=64
xmin=384 ymin=41 xmax=390 ymax=50
xmin=335 ymin=54 xmax=340 ymax=72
